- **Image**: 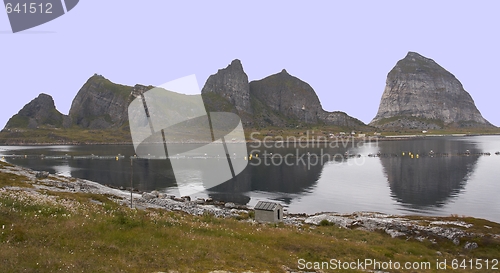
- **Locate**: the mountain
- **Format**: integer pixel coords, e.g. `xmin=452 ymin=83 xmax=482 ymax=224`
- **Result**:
xmin=1 ymin=60 xmax=367 ymax=144
xmin=370 ymin=52 xmax=494 ymax=129
xmin=201 ymin=59 xmax=252 ymax=114
xmin=202 ymin=61 xmax=367 ymax=129
xmin=249 ymin=69 xmax=365 ymax=128
xmin=4 ymin=93 xmax=71 ymax=129
xmin=249 ymin=69 xmax=322 ymax=124
xmin=68 ymin=74 xmax=132 ymax=129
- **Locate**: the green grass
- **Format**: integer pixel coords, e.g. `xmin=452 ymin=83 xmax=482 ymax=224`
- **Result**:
xmin=1 ymin=124 xmax=499 ymax=145
xmin=4 ymin=115 xmax=30 ymax=128
xmin=370 ymin=115 xmax=500 ymax=136
xmin=0 ymin=163 xmax=33 ymax=188
xmin=89 ymin=75 xmax=132 ymax=101
xmin=376 ymin=127 xmax=500 ymax=136
xmin=1 ymin=165 xmax=499 ymax=272
xmin=371 ymin=115 xmax=445 ymax=128
xmin=391 ymin=54 xmax=448 ymax=76
xmin=0 ymin=127 xmax=132 ymax=144
xmin=202 ymin=92 xmax=238 ymax=113
xmin=405 ymin=215 xmax=500 ymax=235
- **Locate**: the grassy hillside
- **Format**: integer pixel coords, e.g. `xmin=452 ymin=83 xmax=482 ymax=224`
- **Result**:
xmin=0 ymin=127 xmax=132 ymax=144
xmin=2 ymin=125 xmax=500 ymax=145
xmin=1 ymin=161 xmax=499 ymax=272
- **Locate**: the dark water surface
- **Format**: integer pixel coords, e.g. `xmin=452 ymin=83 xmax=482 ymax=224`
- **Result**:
xmin=1 ymin=136 xmax=499 ymax=223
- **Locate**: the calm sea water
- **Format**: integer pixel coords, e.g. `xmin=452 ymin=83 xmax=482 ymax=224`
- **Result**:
xmin=1 ymin=135 xmax=499 ymax=223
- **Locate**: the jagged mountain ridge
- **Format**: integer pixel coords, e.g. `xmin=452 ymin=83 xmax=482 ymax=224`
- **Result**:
xmin=202 ymin=60 xmax=367 ymax=129
xmin=4 ymin=54 xmax=495 ymax=140
xmin=370 ymin=52 xmax=493 ymax=129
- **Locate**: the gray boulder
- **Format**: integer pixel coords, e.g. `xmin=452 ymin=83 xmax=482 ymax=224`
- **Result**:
xmin=464 ymin=241 xmax=478 ymax=250
xmin=35 ymin=171 xmax=50 ymax=179
xmin=142 ymin=192 xmax=156 ymax=200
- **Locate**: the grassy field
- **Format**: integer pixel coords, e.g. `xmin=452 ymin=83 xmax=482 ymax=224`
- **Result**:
xmin=1 ymin=162 xmax=499 ymax=272
xmin=0 ymin=127 xmax=133 ymax=145
xmin=1 ymin=124 xmax=500 ymax=145
xmin=376 ymin=127 xmax=500 ymax=136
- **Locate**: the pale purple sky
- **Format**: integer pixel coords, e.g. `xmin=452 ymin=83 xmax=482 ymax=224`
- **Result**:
xmin=1 ymin=1 xmax=499 ymax=128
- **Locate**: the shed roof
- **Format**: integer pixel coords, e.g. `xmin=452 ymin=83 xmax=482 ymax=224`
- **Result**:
xmin=255 ymin=201 xmax=281 ymax=211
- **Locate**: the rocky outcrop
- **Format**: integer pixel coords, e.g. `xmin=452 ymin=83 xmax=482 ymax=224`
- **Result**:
xmin=248 ymin=69 xmax=366 ymax=128
xmin=199 ymin=60 xmax=366 ymax=129
xmin=305 ymin=212 xmax=474 ymax=244
xmin=3 ymin=75 xmax=140 ymax=133
xmin=4 ymin=61 xmax=369 ymax=137
xmin=370 ymin=52 xmax=494 ymax=129
xmin=4 ymin=93 xmax=70 ymax=129
xmin=68 ymin=74 xmax=132 ymax=129
xmin=201 ymin=59 xmax=252 ymax=113
xmin=249 ymin=69 xmax=322 ymax=124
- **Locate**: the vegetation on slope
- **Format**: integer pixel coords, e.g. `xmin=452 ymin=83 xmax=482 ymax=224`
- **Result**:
xmin=0 ymin=161 xmax=499 ymax=272
xmin=0 ymin=127 xmax=132 ymax=144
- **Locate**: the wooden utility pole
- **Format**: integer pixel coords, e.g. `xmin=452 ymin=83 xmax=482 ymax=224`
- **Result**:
xmin=130 ymin=157 xmax=133 ymax=208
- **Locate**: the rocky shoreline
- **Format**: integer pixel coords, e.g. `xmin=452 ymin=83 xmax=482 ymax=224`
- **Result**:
xmin=1 ymin=162 xmax=499 ymax=253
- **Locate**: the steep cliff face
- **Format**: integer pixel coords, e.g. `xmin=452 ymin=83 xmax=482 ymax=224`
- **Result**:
xmin=249 ymin=69 xmax=323 ymax=124
xmin=5 ymin=93 xmax=70 ymax=129
xmin=201 ymin=59 xmax=252 ymax=113
xmin=68 ymin=75 xmax=132 ymax=129
xmin=370 ymin=52 xmax=493 ymax=129
xmin=247 ymin=68 xmax=366 ymax=128
xmin=199 ymin=60 xmax=366 ymax=129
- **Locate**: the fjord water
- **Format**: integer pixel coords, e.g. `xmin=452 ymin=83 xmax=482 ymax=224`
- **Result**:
xmin=1 ymin=136 xmax=499 ymax=223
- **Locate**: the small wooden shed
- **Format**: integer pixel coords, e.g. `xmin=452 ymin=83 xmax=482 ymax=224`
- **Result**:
xmin=254 ymin=201 xmax=283 ymax=223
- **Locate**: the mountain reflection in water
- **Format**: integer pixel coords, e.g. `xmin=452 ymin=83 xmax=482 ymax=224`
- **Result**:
xmin=378 ymin=138 xmax=479 ymax=210
xmin=1 ymin=136 xmax=499 ymax=222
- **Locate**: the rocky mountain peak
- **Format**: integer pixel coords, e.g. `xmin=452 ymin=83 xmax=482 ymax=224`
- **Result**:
xmin=5 ymin=93 xmax=69 ymax=129
xmin=389 ymin=51 xmax=445 ymax=77
xmin=201 ymin=61 xmax=366 ymax=129
xmin=370 ymin=52 xmax=493 ymax=129
xmin=33 ymin=93 xmax=54 ymax=107
xmin=249 ymin=70 xmax=323 ymax=124
xmin=201 ymin=59 xmax=252 ymax=113
xmin=19 ymin=93 xmax=56 ymax=117
xmin=68 ymin=75 xmax=132 ymax=129
xmin=229 ymin=59 xmax=243 ymax=70
xmin=406 ymin=51 xmax=430 ymax=59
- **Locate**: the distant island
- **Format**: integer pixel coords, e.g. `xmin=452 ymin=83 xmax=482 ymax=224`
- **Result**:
xmin=0 ymin=52 xmax=498 ymax=145
xmin=370 ymin=52 xmax=493 ymax=129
